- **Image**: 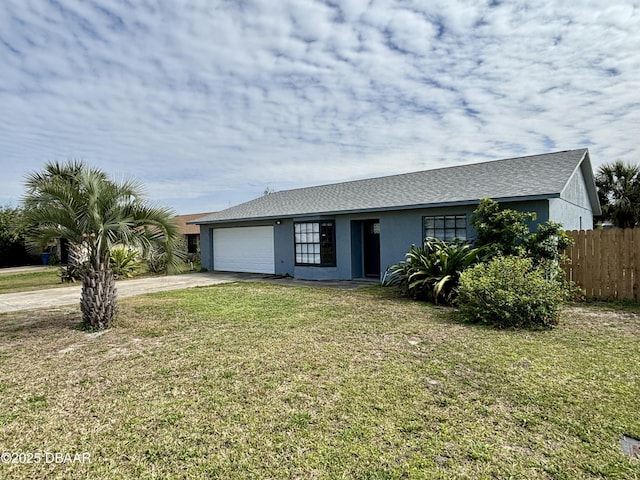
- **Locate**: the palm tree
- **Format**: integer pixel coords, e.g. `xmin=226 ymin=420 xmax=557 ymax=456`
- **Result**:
xmin=595 ymin=161 xmax=640 ymax=228
xmin=22 ymin=161 xmax=182 ymax=330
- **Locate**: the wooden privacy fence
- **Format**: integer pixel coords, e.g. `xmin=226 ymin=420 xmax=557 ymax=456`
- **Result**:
xmin=563 ymin=229 xmax=640 ymax=301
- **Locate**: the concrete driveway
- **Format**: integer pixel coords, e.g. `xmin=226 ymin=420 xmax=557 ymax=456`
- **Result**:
xmin=0 ymin=272 xmax=245 ymax=314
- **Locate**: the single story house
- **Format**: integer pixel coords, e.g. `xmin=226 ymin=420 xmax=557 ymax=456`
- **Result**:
xmin=192 ymin=148 xmax=601 ymax=281
xmin=175 ymin=212 xmax=216 ymax=254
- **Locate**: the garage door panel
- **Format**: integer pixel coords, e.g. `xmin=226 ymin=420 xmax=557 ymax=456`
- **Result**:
xmin=213 ymin=226 xmax=275 ymax=274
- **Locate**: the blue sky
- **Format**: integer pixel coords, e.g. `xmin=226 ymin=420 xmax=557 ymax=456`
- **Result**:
xmin=1 ymin=0 xmax=639 ymax=214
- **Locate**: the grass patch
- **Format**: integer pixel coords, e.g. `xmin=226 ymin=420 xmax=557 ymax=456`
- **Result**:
xmin=0 ymin=267 xmax=64 ymax=293
xmin=0 ymin=283 xmax=639 ymax=478
xmin=577 ymin=299 xmax=640 ymax=314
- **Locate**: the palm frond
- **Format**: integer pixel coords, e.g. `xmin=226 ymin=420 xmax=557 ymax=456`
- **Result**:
xmin=21 ymin=160 xmax=185 ymax=329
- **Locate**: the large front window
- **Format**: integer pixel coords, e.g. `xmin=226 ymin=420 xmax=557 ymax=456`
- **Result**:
xmin=423 ymin=215 xmax=467 ymax=241
xmin=294 ymin=221 xmax=336 ymax=266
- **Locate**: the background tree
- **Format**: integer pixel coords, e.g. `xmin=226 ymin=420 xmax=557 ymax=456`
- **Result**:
xmin=22 ymin=161 xmax=182 ymax=330
xmin=0 ymin=205 xmax=34 ymax=267
xmin=595 ymin=160 xmax=640 ymax=228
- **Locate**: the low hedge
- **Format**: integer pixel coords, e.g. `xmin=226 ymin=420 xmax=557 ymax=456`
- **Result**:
xmin=456 ymin=256 xmax=567 ymax=329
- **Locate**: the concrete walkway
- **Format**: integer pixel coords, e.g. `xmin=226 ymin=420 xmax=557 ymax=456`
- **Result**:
xmin=0 ymin=271 xmax=377 ymax=313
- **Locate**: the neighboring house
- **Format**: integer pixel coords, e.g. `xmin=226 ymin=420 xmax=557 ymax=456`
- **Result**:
xmin=175 ymin=213 xmax=216 ymax=255
xmin=192 ymin=149 xmax=601 ymax=281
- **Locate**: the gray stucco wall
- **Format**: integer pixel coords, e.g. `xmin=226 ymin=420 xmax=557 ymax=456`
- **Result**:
xmin=288 ymin=216 xmax=352 ymax=280
xmin=376 ymin=199 xmax=549 ymax=278
xmin=199 ymin=198 xmax=554 ymax=280
xmin=200 ymin=225 xmax=213 ymax=271
xmin=377 ymin=206 xmax=473 ymax=277
xmin=548 ymin=198 xmax=593 ymax=230
xmin=282 ymin=199 xmax=550 ymax=281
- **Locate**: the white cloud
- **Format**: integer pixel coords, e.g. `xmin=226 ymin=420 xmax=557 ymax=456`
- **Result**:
xmin=0 ymin=0 xmax=639 ymax=213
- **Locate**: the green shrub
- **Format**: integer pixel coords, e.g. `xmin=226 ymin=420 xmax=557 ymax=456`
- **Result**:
xmin=145 ymin=246 xmax=169 ymax=274
xmin=471 ymin=198 xmax=573 ymax=264
xmin=384 ymin=238 xmax=485 ymax=305
xmin=472 ymin=198 xmax=534 ymax=257
xmin=456 ymin=256 xmax=567 ymax=328
xmin=109 ymin=246 xmax=141 ymax=278
xmin=145 ymin=237 xmax=187 ymax=274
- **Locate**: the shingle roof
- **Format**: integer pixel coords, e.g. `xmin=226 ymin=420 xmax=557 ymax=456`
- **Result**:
xmin=194 ymin=149 xmax=593 ymax=224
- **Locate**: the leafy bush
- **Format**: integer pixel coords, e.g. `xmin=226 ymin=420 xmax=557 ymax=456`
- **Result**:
xmin=384 ymin=238 xmax=485 ymax=305
xmin=109 ymin=246 xmax=141 ymax=278
xmin=456 ymin=256 xmax=568 ymax=328
xmin=527 ymin=220 xmax=574 ymax=265
xmin=472 ymin=198 xmax=535 ymax=257
xmin=471 ymin=198 xmax=573 ymax=264
xmin=145 ymin=247 xmax=168 ymax=274
xmin=145 ymin=236 xmax=187 ymax=274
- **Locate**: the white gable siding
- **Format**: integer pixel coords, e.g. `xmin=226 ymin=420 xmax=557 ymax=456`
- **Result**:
xmin=560 ymin=167 xmax=592 ymax=210
xmin=551 ymin=164 xmax=595 ymax=230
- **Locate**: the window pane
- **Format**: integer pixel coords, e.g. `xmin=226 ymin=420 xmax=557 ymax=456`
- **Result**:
xmin=423 ymin=215 xmax=469 ymax=241
xmin=294 ymin=221 xmax=335 ymax=266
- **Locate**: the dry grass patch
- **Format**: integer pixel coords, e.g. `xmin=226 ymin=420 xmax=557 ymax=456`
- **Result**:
xmin=0 ymin=283 xmax=639 ymax=479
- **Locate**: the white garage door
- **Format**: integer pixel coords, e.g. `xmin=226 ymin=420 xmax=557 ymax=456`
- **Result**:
xmin=213 ymin=226 xmax=275 ymax=274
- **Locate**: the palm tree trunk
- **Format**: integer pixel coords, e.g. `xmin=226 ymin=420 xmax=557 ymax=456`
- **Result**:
xmin=81 ymin=261 xmax=117 ymax=329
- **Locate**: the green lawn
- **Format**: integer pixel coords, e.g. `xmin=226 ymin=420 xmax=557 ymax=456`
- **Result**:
xmin=0 ymin=267 xmax=65 ymax=294
xmin=0 ymin=283 xmax=639 ymax=479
